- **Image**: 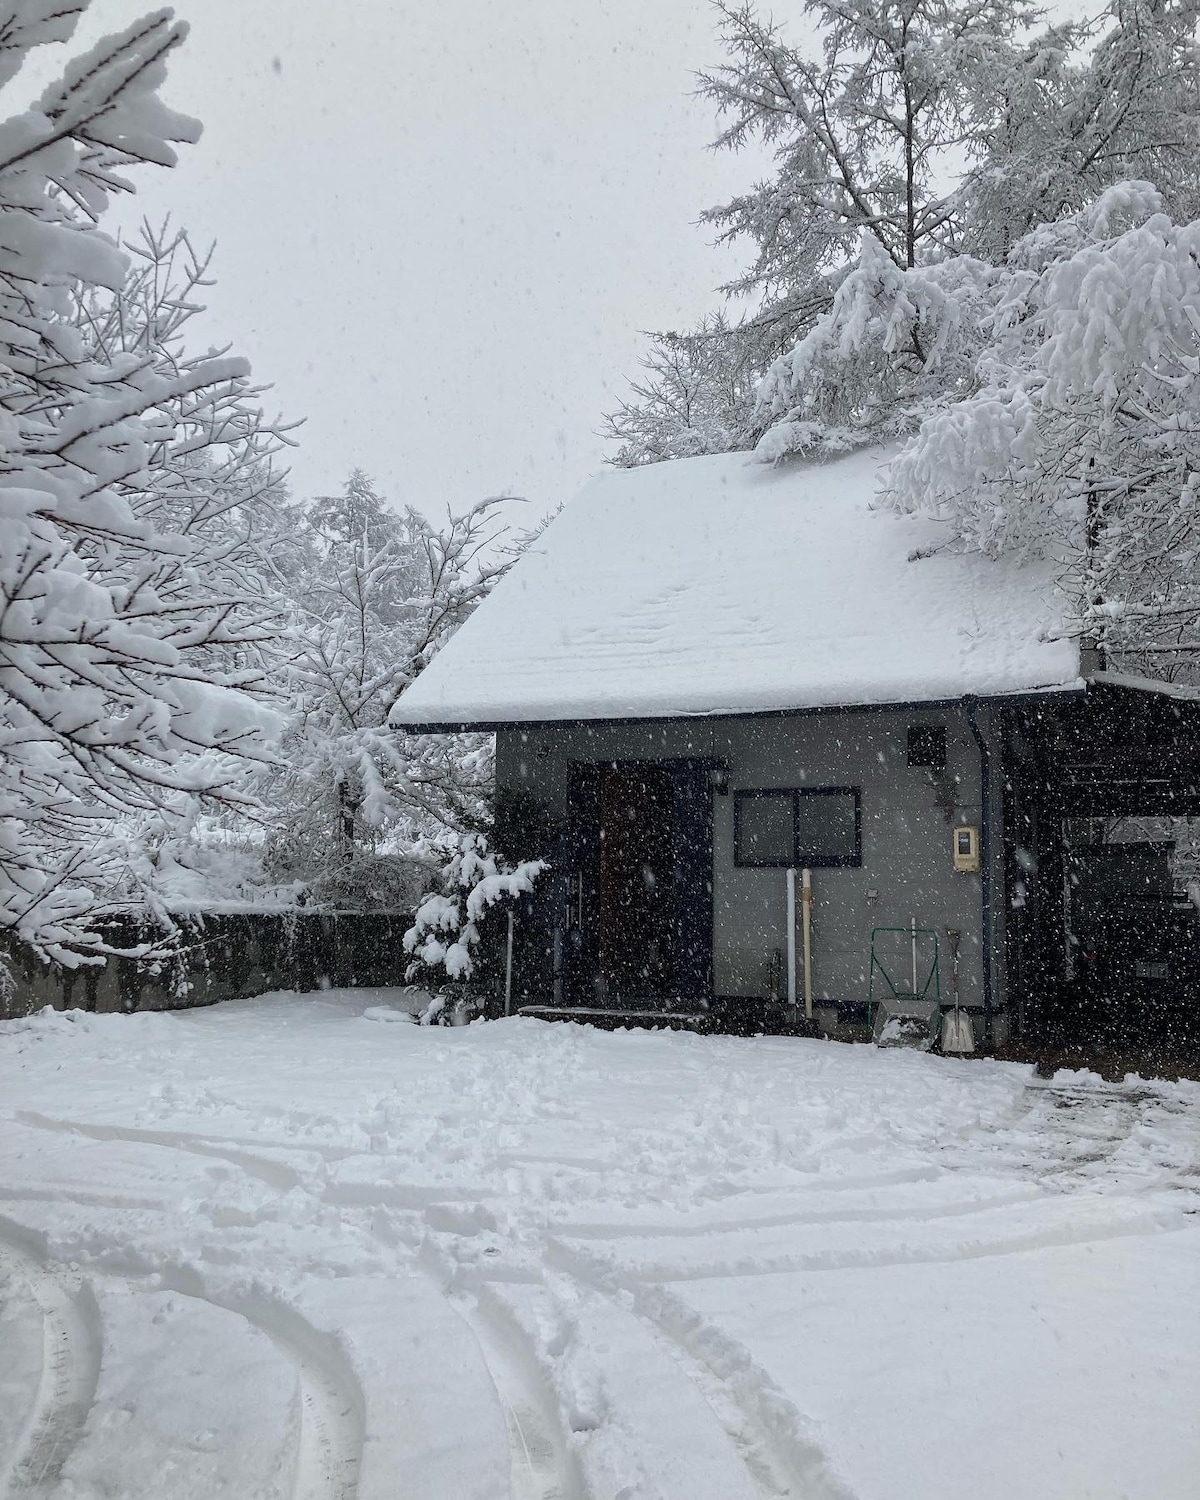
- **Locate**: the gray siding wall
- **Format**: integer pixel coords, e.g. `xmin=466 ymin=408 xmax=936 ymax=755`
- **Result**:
xmin=496 ymin=703 xmax=1007 ymax=1034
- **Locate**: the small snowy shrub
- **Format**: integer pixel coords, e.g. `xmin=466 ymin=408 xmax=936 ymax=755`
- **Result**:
xmin=403 ymin=832 xmax=544 ymax=984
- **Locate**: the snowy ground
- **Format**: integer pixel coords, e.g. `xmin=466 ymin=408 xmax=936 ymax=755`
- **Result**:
xmin=1 ymin=991 xmax=1198 ymax=1500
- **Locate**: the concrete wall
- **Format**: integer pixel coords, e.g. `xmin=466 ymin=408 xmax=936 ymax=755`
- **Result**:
xmin=0 ymin=911 xmax=415 ymax=1021
xmin=496 ymin=703 xmax=1008 ymax=1036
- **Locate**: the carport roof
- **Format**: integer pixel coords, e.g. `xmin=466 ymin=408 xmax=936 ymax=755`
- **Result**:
xmin=390 ymin=446 xmax=1083 ymax=730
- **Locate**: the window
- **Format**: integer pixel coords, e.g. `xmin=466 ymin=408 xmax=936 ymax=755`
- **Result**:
xmin=795 ymin=788 xmax=860 ymax=865
xmin=735 ymin=790 xmax=794 ymax=865
xmin=734 ymin=787 xmax=862 ymax=868
xmin=907 ymin=724 xmax=946 ymax=773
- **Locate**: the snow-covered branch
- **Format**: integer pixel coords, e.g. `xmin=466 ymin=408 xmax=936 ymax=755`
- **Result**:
xmin=0 ymin=5 xmax=295 ymax=964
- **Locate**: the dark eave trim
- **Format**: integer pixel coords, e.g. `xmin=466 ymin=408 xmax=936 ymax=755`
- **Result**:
xmin=393 ymin=684 xmax=1086 ymax=735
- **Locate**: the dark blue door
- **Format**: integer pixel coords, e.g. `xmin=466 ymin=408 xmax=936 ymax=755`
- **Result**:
xmin=671 ymin=760 xmax=714 ymax=1002
xmin=564 ymin=758 xmax=713 ymax=1007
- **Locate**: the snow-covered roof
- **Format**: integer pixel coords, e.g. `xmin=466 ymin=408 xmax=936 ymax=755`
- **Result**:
xmin=1086 ymin=671 xmax=1200 ymax=703
xmin=391 ymin=447 xmax=1083 ymax=728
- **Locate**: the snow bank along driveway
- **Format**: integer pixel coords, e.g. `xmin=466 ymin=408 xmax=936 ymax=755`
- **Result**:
xmin=1 ymin=992 xmax=1198 ymax=1500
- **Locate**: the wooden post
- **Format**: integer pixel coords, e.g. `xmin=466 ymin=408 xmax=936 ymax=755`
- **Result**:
xmin=786 ymin=869 xmax=797 ymax=1011
xmin=802 ymin=869 xmax=814 ymax=1020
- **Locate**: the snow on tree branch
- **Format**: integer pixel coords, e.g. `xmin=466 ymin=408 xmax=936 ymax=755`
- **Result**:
xmin=255 ymin=472 xmax=524 ymax=910
xmin=608 ymin=0 xmax=1200 ymax=474
xmin=0 ymin=5 xmax=294 ymax=966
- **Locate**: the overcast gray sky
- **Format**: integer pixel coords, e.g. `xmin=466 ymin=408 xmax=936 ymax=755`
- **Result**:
xmin=60 ymin=1 xmax=755 ymax=517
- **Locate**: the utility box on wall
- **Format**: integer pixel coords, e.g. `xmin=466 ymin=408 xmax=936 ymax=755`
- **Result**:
xmin=953 ymin=826 xmax=980 ymax=873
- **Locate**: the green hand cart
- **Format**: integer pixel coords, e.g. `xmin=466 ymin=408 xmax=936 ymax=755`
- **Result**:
xmin=868 ymin=923 xmax=941 ymax=1050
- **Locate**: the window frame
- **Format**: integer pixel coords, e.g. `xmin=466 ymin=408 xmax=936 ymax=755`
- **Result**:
xmin=733 ymin=785 xmax=862 ymax=869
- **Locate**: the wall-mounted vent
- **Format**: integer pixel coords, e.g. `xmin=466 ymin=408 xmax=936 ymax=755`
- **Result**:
xmin=907 ymin=725 xmax=947 ymax=773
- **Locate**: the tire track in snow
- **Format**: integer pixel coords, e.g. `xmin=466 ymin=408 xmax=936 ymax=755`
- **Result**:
xmin=14 ymin=1110 xmax=499 ymax=1222
xmin=427 ymin=1202 xmax=825 ymax=1500
xmin=459 ymin=1287 xmax=586 ymax=1500
xmin=548 ymin=1198 xmax=1180 ymax=1284
xmin=470 ymin=1273 xmax=784 ymax=1500
xmin=285 ymin=1330 xmax=362 ymax=1500
xmin=6 ymin=1113 xmax=376 ymax=1500
xmin=536 ymin=1253 xmax=853 ymax=1500
xmin=149 ymin=1264 xmax=365 ymax=1500
xmin=0 ymin=1220 xmax=364 ymax=1500
xmin=416 ymin=1174 xmax=858 ymax=1498
xmin=520 ymin=1078 xmax=1198 ymax=1500
xmin=556 ymin=1182 xmax=1044 ymax=1240
xmin=416 ymin=1225 xmax=583 ymax=1500
xmin=13 ymin=1109 xmax=501 ymax=1236
xmin=0 ymin=1228 xmax=101 ymax=1499
xmin=15 ymin=1111 xmax=303 ymax=1191
xmin=632 ymin=1278 xmax=859 ymax=1500
xmin=589 ymin=1284 xmax=795 ymax=1500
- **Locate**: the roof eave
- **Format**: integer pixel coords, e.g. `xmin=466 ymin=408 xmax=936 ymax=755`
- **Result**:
xmin=392 ymin=682 xmax=1087 ymax=735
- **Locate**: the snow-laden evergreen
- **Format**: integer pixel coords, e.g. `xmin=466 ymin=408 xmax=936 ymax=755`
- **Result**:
xmin=403 ymin=829 xmax=543 ymax=980
xmin=609 ymin=0 xmax=1200 ymax=457
xmin=606 ymin=0 xmax=1200 ymax=679
xmin=888 ymin=184 xmax=1200 ymax=671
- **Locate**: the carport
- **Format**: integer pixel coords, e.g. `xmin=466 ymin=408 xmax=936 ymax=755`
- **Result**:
xmin=1003 ymin=677 xmax=1200 ymax=1054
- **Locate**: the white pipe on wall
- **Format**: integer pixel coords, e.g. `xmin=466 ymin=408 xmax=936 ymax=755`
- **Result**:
xmin=786 ymin=868 xmax=797 ymax=1009
xmin=504 ymin=909 xmax=515 ymax=1017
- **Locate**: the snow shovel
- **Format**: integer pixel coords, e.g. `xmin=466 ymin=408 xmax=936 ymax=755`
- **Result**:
xmin=940 ymin=928 xmax=975 ymax=1054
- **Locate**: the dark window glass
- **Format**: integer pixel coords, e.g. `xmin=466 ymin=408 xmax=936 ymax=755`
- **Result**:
xmin=907 ymin=725 xmax=946 ymax=772
xmin=735 ymin=791 xmax=793 ymax=866
xmin=734 ymin=788 xmax=861 ymax=868
xmin=795 ymin=789 xmax=859 ymax=865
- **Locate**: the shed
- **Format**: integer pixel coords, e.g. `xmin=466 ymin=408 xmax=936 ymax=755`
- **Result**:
xmin=393 ymin=448 xmax=1200 ymax=1052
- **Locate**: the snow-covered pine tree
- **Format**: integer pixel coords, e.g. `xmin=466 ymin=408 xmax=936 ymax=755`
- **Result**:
xmin=607 ymin=0 xmax=1052 ymax=464
xmin=0 ymin=5 xmax=288 ymax=964
xmin=960 ymin=0 xmax=1200 ymax=260
xmin=308 ymin=467 xmax=401 ymax=556
xmin=887 ymin=184 xmax=1200 ymax=677
xmin=610 ymin=0 xmax=1200 ymax=469
xmin=403 ymin=830 xmax=544 ymax=986
xmin=265 ymin=474 xmax=515 ymax=907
